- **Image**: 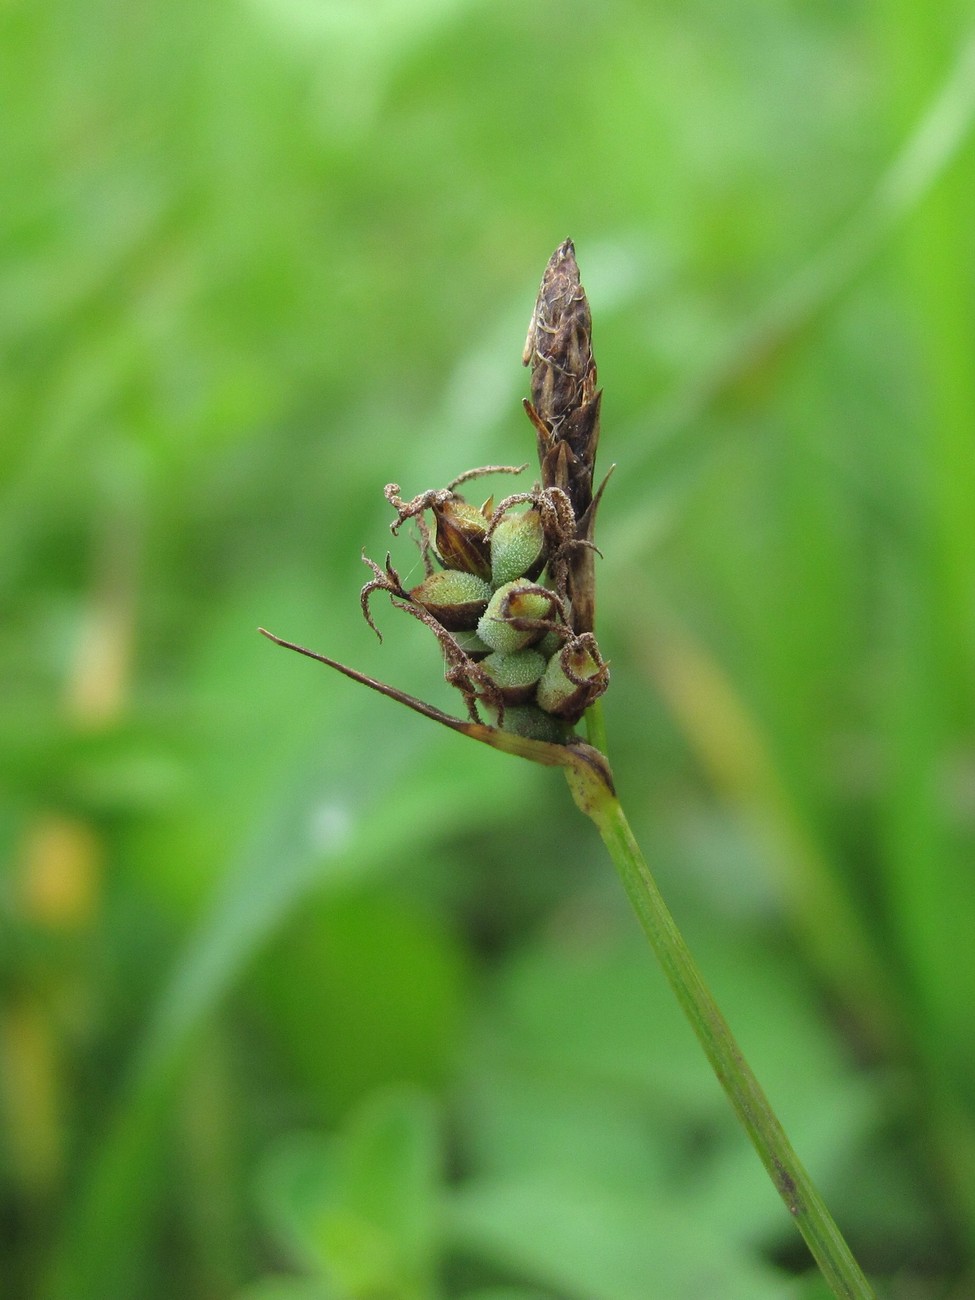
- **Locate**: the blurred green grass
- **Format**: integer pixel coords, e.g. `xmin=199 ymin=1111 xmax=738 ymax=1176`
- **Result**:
xmin=3 ymin=1 xmax=975 ymax=1296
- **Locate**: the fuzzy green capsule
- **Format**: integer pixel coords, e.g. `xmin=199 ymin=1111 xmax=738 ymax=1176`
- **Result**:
xmin=490 ymin=509 xmax=545 ymax=586
xmin=485 ymin=703 xmax=569 ymax=743
xmin=450 ymin=628 xmax=492 ymax=660
xmin=479 ymin=648 xmax=546 ymax=704
xmin=536 ymin=636 xmax=609 ymax=723
xmin=476 ymin=579 xmax=557 ymax=653
xmin=535 ymin=628 xmax=564 ymax=660
xmin=410 ymin=570 xmax=492 ymax=630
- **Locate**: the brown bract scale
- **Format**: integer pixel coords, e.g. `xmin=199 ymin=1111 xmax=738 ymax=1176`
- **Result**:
xmin=432 ymin=499 xmax=492 ymax=580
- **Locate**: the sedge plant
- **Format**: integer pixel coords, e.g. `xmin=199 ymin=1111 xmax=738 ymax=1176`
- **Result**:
xmin=261 ymin=240 xmax=877 ymax=1300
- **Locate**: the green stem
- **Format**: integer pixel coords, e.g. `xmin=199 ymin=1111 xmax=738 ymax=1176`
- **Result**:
xmin=260 ymin=631 xmax=876 ymax=1296
xmin=584 ymin=697 xmax=609 ymax=756
xmin=567 ymin=765 xmax=877 ymax=1300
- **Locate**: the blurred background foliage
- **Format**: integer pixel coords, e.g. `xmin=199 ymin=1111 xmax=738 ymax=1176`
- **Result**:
xmin=3 ymin=0 xmax=975 ymax=1296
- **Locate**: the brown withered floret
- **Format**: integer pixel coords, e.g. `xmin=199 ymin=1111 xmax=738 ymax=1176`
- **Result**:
xmin=431 ymin=498 xmax=492 ymax=581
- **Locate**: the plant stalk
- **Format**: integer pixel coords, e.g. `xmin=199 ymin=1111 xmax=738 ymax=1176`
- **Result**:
xmin=564 ymin=755 xmax=877 ymax=1300
xmin=259 ymin=625 xmax=876 ymax=1297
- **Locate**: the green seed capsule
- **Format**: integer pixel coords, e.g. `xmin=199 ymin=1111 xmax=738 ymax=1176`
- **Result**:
xmin=450 ymin=628 xmax=492 ymax=659
xmin=479 ymin=648 xmax=546 ymax=704
xmin=485 ymin=703 xmax=569 ymax=743
xmin=410 ymin=570 xmax=492 ymax=630
xmin=490 ymin=509 xmax=545 ymax=586
xmin=536 ymin=637 xmax=609 ymax=723
xmin=476 ymin=579 xmax=557 ymax=653
xmin=535 ymin=628 xmax=564 ymax=660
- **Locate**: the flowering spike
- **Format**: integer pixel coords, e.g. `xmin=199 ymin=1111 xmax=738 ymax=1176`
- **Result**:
xmin=266 ymin=241 xmax=610 ymax=747
xmin=523 ymin=239 xmax=603 ymax=635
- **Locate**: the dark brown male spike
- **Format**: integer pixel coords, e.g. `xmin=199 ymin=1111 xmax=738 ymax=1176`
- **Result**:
xmin=522 ymin=239 xmax=604 ymax=635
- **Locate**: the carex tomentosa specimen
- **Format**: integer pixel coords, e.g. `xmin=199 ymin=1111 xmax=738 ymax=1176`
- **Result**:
xmin=264 ymin=241 xmax=611 ymax=744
